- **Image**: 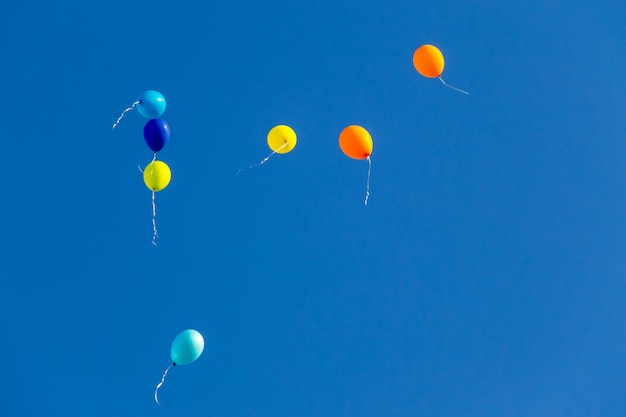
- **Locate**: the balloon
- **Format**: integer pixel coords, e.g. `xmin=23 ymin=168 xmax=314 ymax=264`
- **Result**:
xmin=112 ymin=90 xmax=167 ymax=129
xmin=144 ymin=118 xmax=170 ymax=153
xmin=238 ymin=125 xmax=297 ymax=173
xmin=412 ymin=44 xmax=469 ymax=94
xmin=137 ymin=90 xmax=166 ymax=118
xmin=412 ymin=44 xmax=444 ymax=78
xmin=143 ymin=160 xmax=171 ymax=192
xmin=339 ymin=125 xmax=373 ymax=160
xmin=155 ymin=329 xmax=205 ymax=405
xmin=171 ymin=329 xmax=205 ymax=365
xmin=267 ymin=125 xmax=297 ymax=154
xmin=339 ymin=125 xmax=373 ymax=205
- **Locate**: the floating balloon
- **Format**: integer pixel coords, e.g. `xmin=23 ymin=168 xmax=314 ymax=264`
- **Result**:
xmin=267 ymin=124 xmax=297 ymax=154
xmin=143 ymin=160 xmax=171 ymax=192
xmin=339 ymin=125 xmax=373 ymax=160
xmin=141 ymin=159 xmax=171 ymax=245
xmin=413 ymin=44 xmax=469 ymax=95
xmin=137 ymin=90 xmax=167 ymax=118
xmin=239 ymin=124 xmax=297 ymax=173
xmin=412 ymin=44 xmax=444 ymax=78
xmin=144 ymin=118 xmax=171 ymax=153
xmin=114 ymin=90 xmax=172 ymax=245
xmin=155 ymin=329 xmax=205 ymax=406
xmin=339 ymin=125 xmax=373 ymax=205
xmin=171 ymin=329 xmax=205 ymax=365
xmin=112 ymin=90 xmax=167 ymax=129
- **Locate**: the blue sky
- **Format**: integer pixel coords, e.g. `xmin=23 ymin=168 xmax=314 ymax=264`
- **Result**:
xmin=1 ymin=1 xmax=626 ymax=416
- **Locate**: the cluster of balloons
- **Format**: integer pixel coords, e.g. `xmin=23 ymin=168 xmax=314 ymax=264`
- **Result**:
xmin=108 ymin=43 xmax=466 ymax=407
xmin=243 ymin=124 xmax=374 ymax=204
xmin=113 ymin=90 xmax=172 ymax=245
xmin=154 ymin=329 xmax=205 ymax=406
xmin=111 ymin=45 xmax=465 ymax=243
xmin=242 ymin=44 xmax=465 ymax=205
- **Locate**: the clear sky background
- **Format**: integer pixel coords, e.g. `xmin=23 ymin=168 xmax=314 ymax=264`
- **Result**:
xmin=1 ymin=1 xmax=626 ymax=416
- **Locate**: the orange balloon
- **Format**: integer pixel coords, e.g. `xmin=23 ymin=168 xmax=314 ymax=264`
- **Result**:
xmin=339 ymin=125 xmax=373 ymax=160
xmin=413 ymin=44 xmax=444 ymax=78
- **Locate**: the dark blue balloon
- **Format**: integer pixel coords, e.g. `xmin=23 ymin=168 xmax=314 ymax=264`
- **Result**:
xmin=143 ymin=118 xmax=170 ymax=152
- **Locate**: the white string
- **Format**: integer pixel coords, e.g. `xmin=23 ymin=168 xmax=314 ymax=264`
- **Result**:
xmin=154 ymin=363 xmax=174 ymax=406
xmin=150 ymin=154 xmax=158 ymax=245
xmin=139 ymin=156 xmax=160 ymax=245
xmin=438 ymin=77 xmax=469 ymax=95
xmin=238 ymin=141 xmax=289 ymax=174
xmin=112 ymin=100 xmax=140 ymax=129
xmin=364 ymin=156 xmax=371 ymax=206
xmin=151 ymin=190 xmax=158 ymax=246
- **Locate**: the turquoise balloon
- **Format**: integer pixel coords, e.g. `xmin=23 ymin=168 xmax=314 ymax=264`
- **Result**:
xmin=137 ymin=90 xmax=166 ymax=118
xmin=171 ymin=329 xmax=204 ymax=365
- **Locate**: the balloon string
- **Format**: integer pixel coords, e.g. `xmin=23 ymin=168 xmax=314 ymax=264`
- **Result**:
xmin=364 ymin=156 xmax=371 ymax=206
xmin=137 ymin=154 xmax=156 ymax=174
xmin=237 ymin=141 xmax=289 ymax=174
xmin=438 ymin=77 xmax=469 ymax=95
xmin=112 ymin=100 xmax=141 ymax=129
xmin=151 ymin=190 xmax=158 ymax=246
xmin=137 ymin=163 xmax=159 ymax=245
xmin=154 ymin=362 xmax=174 ymax=406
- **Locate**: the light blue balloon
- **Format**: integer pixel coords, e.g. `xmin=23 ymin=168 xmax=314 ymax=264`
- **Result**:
xmin=171 ymin=329 xmax=204 ymax=365
xmin=137 ymin=90 xmax=166 ymax=118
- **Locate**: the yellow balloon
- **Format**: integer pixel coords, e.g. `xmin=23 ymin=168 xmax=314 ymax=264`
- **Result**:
xmin=267 ymin=125 xmax=297 ymax=154
xmin=143 ymin=160 xmax=171 ymax=192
